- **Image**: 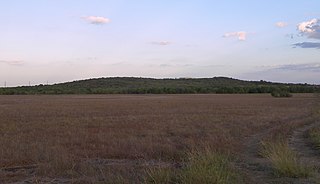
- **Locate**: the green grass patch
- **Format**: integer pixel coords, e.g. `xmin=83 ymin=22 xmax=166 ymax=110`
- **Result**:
xmin=145 ymin=151 xmax=241 ymax=184
xmin=260 ymin=141 xmax=312 ymax=178
xmin=180 ymin=151 xmax=241 ymax=184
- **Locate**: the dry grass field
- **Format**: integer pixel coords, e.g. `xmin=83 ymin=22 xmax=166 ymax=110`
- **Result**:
xmin=0 ymin=94 xmax=319 ymax=183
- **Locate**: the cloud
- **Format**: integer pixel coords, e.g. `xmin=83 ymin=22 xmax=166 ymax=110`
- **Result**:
xmin=223 ymin=31 xmax=247 ymax=41
xmin=159 ymin=64 xmax=172 ymax=67
xmin=274 ymin=63 xmax=320 ymax=72
xmin=297 ymin=18 xmax=320 ymax=39
xmin=0 ymin=60 xmax=25 ymax=66
xmin=151 ymin=41 xmax=172 ymax=46
xmin=276 ymin=22 xmax=288 ymax=28
xmin=240 ymin=64 xmax=320 ymax=84
xmin=293 ymin=42 xmax=320 ymax=49
xmin=83 ymin=16 xmax=110 ymax=25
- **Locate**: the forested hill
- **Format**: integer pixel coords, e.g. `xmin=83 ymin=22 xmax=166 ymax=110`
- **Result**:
xmin=0 ymin=77 xmax=319 ymax=95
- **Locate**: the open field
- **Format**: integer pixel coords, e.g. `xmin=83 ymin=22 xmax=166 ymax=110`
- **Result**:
xmin=0 ymin=94 xmax=319 ymax=183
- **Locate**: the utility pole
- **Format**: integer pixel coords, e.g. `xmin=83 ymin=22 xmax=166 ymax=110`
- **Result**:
xmin=4 ymin=81 xmax=6 ymax=88
xmin=29 ymin=81 xmax=31 ymax=86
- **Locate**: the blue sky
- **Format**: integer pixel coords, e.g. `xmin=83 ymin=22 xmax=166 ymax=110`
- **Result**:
xmin=1 ymin=0 xmax=320 ymax=86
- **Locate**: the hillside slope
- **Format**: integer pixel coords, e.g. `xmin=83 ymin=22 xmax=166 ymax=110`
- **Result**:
xmin=0 ymin=77 xmax=319 ymax=95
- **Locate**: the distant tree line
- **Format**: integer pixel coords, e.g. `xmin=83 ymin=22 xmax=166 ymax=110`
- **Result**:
xmin=0 ymin=77 xmax=319 ymax=95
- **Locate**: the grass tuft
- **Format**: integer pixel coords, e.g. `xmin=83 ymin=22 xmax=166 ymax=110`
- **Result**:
xmin=260 ymin=141 xmax=312 ymax=178
xmin=145 ymin=150 xmax=241 ymax=184
xmin=308 ymin=128 xmax=320 ymax=150
xmin=145 ymin=167 xmax=175 ymax=184
xmin=180 ymin=151 xmax=240 ymax=184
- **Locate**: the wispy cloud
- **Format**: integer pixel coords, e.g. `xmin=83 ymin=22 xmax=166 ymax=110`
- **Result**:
xmin=223 ymin=31 xmax=247 ymax=41
xmin=293 ymin=42 xmax=320 ymax=49
xmin=0 ymin=60 xmax=25 ymax=66
xmin=297 ymin=18 xmax=320 ymax=39
xmin=159 ymin=64 xmax=172 ymax=67
xmin=271 ymin=63 xmax=320 ymax=72
xmin=240 ymin=64 xmax=320 ymax=84
xmin=83 ymin=16 xmax=110 ymax=25
xmin=151 ymin=41 xmax=172 ymax=46
xmin=275 ymin=22 xmax=288 ymax=28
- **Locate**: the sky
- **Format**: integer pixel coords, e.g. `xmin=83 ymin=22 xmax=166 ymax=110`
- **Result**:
xmin=1 ymin=0 xmax=320 ymax=87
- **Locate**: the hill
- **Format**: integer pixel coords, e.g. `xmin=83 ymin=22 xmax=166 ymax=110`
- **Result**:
xmin=0 ymin=77 xmax=319 ymax=95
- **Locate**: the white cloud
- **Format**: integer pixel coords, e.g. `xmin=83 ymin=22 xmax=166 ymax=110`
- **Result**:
xmin=275 ymin=22 xmax=288 ymax=28
xmin=298 ymin=19 xmax=318 ymax=33
xmin=297 ymin=18 xmax=320 ymax=39
xmin=151 ymin=41 xmax=172 ymax=46
xmin=223 ymin=31 xmax=247 ymax=41
xmin=83 ymin=16 xmax=110 ymax=25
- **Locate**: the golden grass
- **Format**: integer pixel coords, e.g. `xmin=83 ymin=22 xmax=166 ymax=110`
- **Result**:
xmin=260 ymin=141 xmax=313 ymax=178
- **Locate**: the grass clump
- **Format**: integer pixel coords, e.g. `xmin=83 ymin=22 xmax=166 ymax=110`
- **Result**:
xmin=145 ymin=167 xmax=176 ymax=184
xmin=145 ymin=151 xmax=241 ymax=184
xmin=308 ymin=128 xmax=320 ymax=150
xmin=260 ymin=141 xmax=312 ymax=178
xmin=180 ymin=151 xmax=240 ymax=184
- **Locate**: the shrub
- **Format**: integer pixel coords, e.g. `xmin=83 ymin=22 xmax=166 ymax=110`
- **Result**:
xmin=271 ymin=90 xmax=292 ymax=98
